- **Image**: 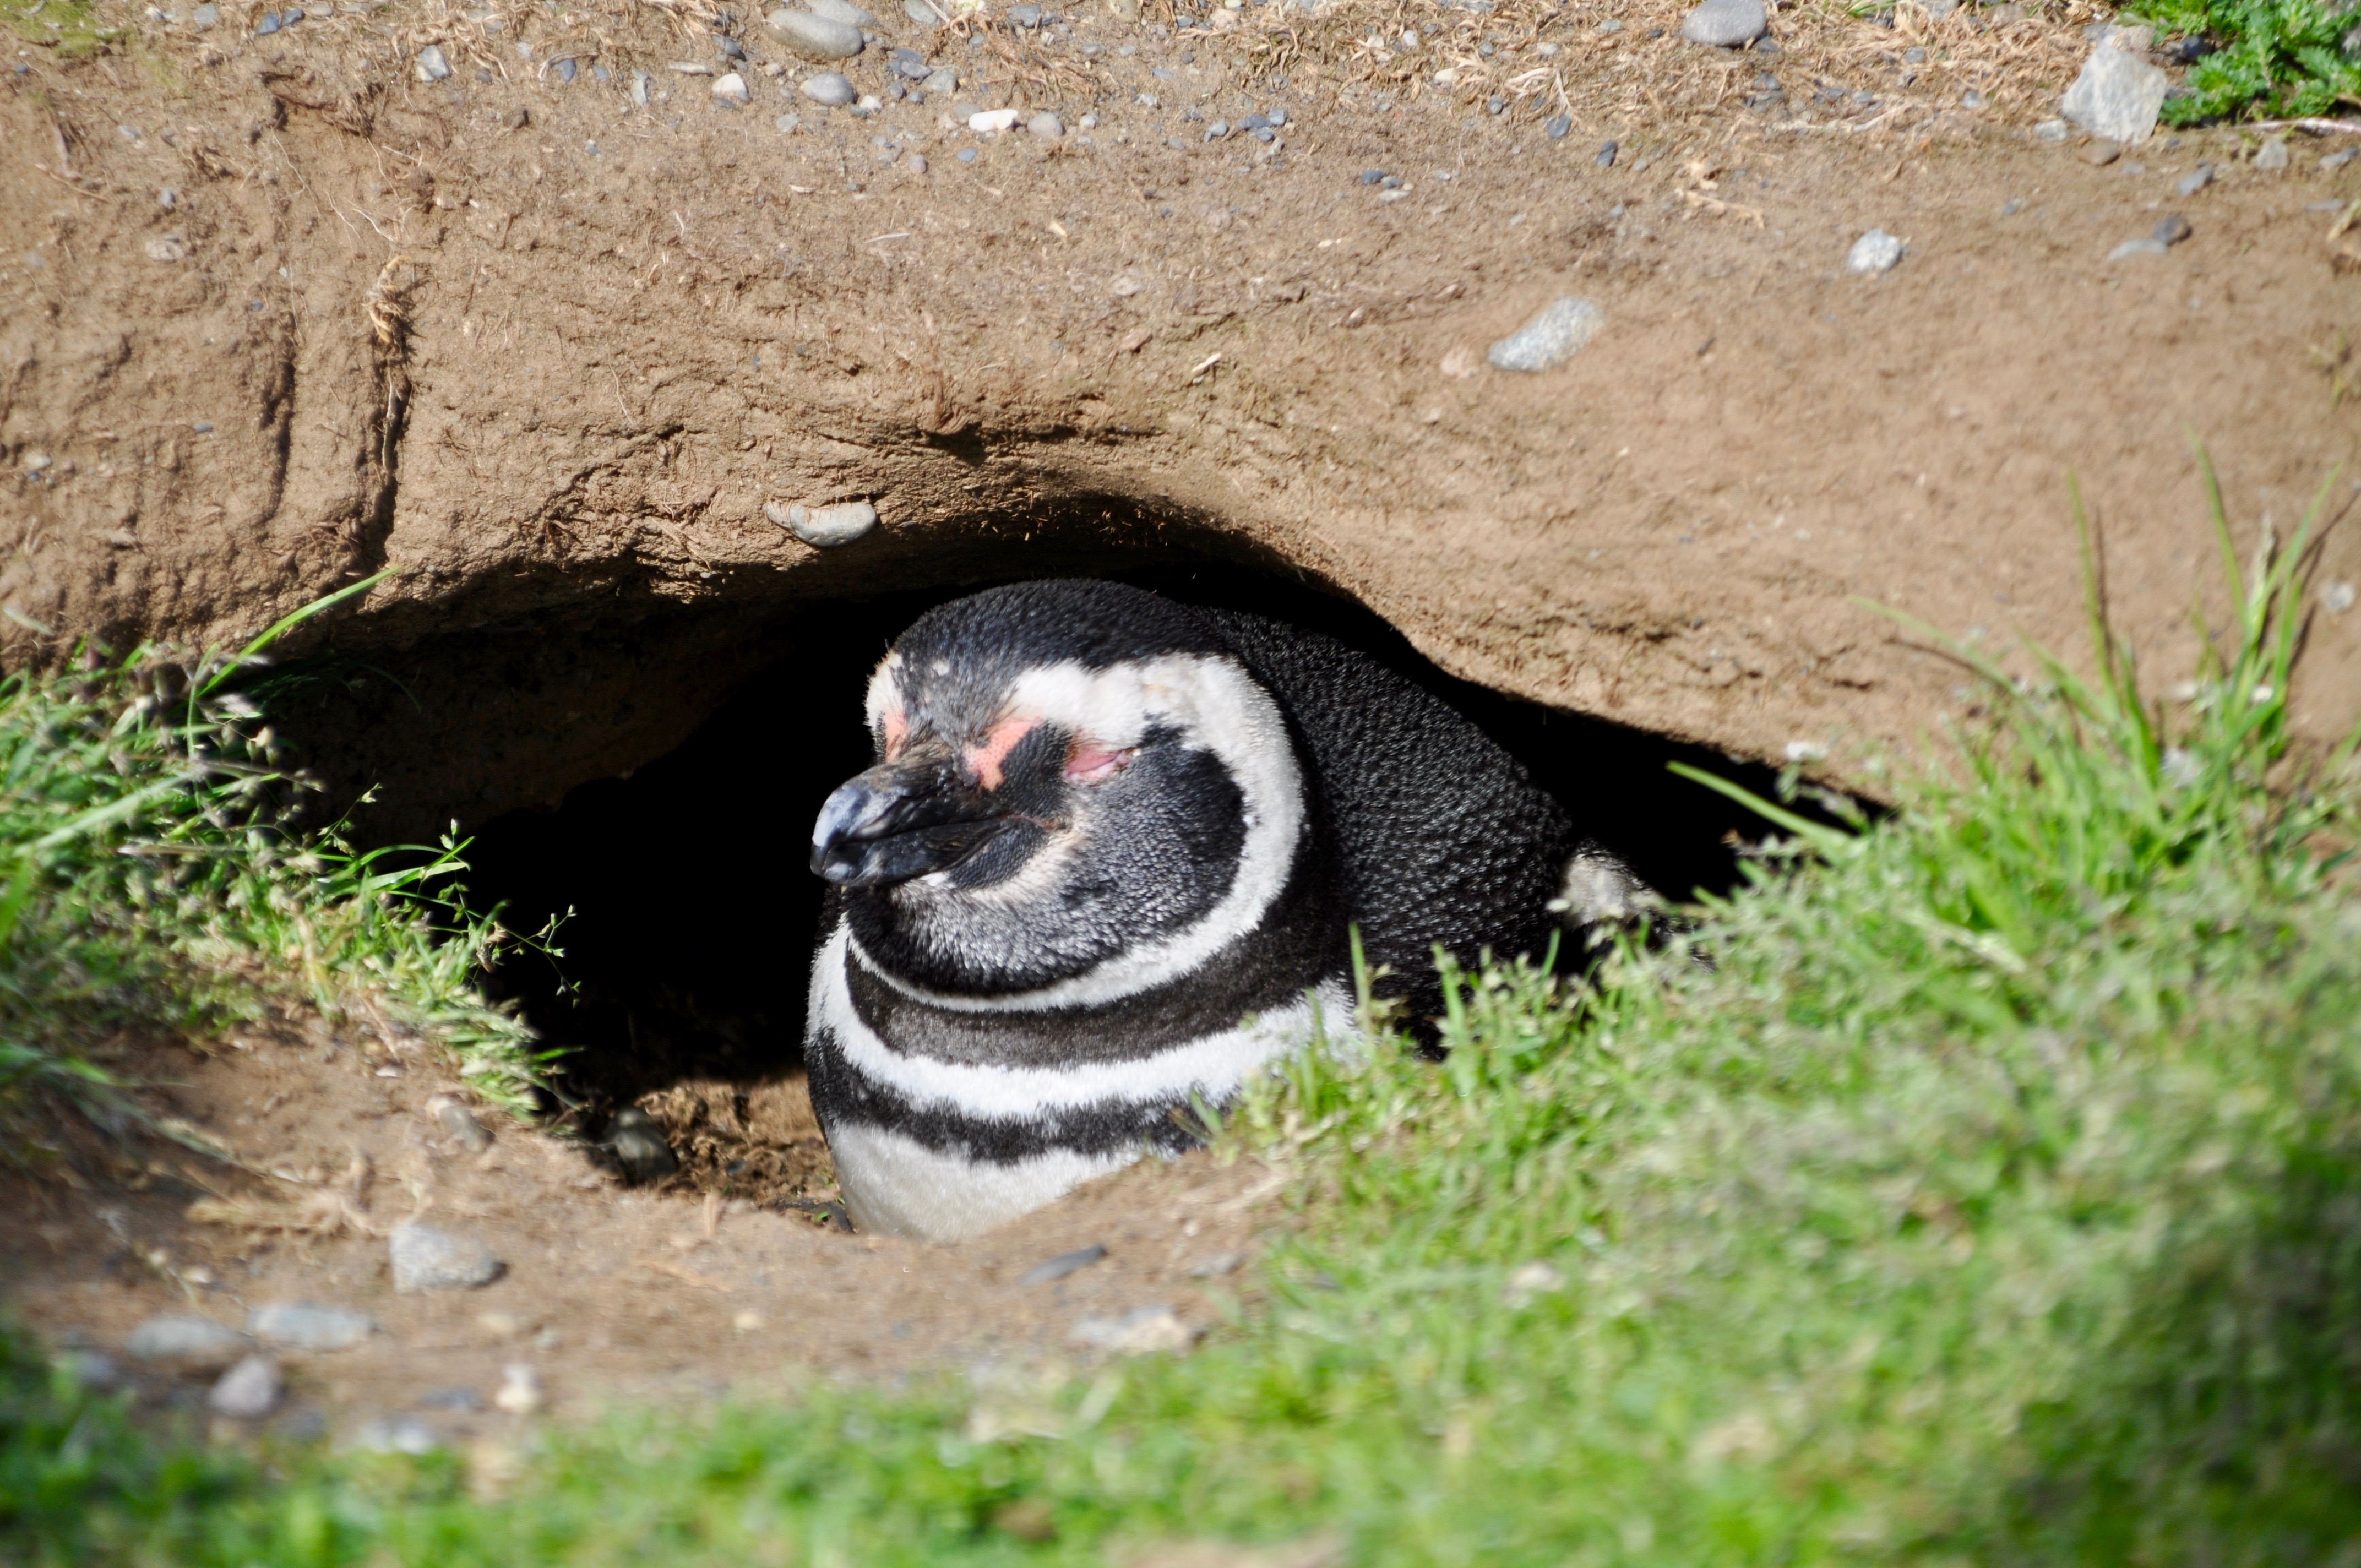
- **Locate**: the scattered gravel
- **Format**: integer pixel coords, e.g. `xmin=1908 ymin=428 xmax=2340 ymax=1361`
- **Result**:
xmin=208 ymin=1354 xmax=282 ymax=1419
xmin=1487 ymin=296 xmax=1606 ymax=372
xmin=1019 ymin=1243 xmax=1108 ymax=1286
xmin=390 ymin=1221 xmax=505 ymax=1292
xmin=1678 ymin=0 xmax=1767 ymax=48
xmin=800 ymin=70 xmax=856 ymax=105
xmin=1846 ymin=228 xmax=1906 ymax=274
xmin=247 ymin=1302 xmax=374 ymax=1352
xmin=1070 ymin=1305 xmax=1196 ymax=1353
xmin=768 ymin=499 xmax=879 ymax=546
xmin=766 ymin=6 xmax=864 ymax=59
xmin=125 ymin=1314 xmax=251 ymax=1370
xmin=2060 ymin=42 xmax=2166 ymax=145
xmin=415 ymin=43 xmax=451 ymax=81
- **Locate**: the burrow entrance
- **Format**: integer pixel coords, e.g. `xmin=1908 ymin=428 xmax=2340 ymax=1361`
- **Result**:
xmin=281 ymin=522 xmax=1819 ymax=1206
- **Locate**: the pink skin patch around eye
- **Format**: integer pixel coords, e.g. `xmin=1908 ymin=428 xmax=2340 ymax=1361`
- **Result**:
xmin=963 ymin=716 xmax=1040 ymax=790
xmin=880 ymin=707 xmax=907 ymax=760
xmin=1064 ymin=741 xmax=1136 ymax=784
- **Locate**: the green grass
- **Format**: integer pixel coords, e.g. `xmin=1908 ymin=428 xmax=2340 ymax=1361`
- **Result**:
xmin=1 ymin=0 xmax=128 ymax=59
xmin=0 ymin=576 xmax=545 ymax=1171
xmin=2132 ymin=0 xmax=2361 ymax=124
xmin=7 ymin=472 xmax=2361 ymax=1564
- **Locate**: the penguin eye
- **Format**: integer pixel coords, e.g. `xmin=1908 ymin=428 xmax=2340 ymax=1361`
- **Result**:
xmin=1064 ymin=740 xmax=1136 ymax=784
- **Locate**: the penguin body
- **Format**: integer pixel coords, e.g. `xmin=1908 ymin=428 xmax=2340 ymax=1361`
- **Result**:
xmin=803 ymin=580 xmax=1576 ymax=1240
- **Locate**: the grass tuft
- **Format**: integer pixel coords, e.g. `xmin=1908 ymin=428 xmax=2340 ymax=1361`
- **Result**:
xmin=2134 ymin=0 xmax=2361 ymax=124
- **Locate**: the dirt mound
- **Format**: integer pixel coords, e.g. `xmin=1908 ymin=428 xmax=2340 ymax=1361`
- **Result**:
xmin=6 ymin=0 xmax=2358 ymax=840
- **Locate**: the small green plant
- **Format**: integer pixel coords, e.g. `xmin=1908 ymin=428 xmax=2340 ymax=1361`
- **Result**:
xmin=0 ymin=0 xmax=127 ymax=59
xmin=0 ymin=575 xmax=547 ymax=1164
xmin=2134 ymin=0 xmax=2361 ymax=123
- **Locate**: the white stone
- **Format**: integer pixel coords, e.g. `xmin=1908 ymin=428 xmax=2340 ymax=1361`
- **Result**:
xmin=804 ymin=0 xmax=875 ymax=21
xmin=248 ymin=1302 xmax=374 ymax=1350
xmin=969 ymin=107 xmax=1020 ymax=133
xmin=711 ymin=70 xmax=751 ymax=102
xmin=208 ymin=1354 xmax=282 ymax=1419
xmin=495 ymin=1363 xmax=544 ymax=1415
xmin=125 ymin=1314 xmax=251 ymax=1370
xmin=389 ymin=1221 xmax=504 ymax=1292
xmin=766 ymin=7 xmax=865 ymax=58
xmin=801 ymin=70 xmax=856 ymax=105
xmin=1027 ymin=111 xmax=1063 ymax=137
xmin=2034 ymin=117 xmax=2069 ymax=144
xmin=1846 ymin=229 xmax=1905 ymax=274
xmin=1678 ymin=0 xmax=1766 ymax=47
xmin=2256 ymin=135 xmax=2291 ymax=170
xmin=2060 ymin=43 xmax=2167 ymax=145
xmin=767 ymin=499 xmax=879 ymax=546
xmin=1486 ymin=296 xmax=1606 ymax=372
xmin=1070 ymin=1305 xmax=1198 ymax=1354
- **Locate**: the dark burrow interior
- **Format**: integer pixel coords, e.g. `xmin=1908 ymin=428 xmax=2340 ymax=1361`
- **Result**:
xmin=273 ymin=527 xmax=1829 ymax=1200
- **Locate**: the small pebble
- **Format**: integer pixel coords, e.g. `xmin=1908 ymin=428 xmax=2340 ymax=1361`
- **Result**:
xmin=801 ymin=70 xmax=856 ymax=105
xmin=1487 ymin=295 xmax=1606 ymax=371
xmin=1847 ymin=228 xmax=1905 ymax=274
xmin=956 ymin=146 xmax=978 ymax=162
xmin=2255 ymin=135 xmax=2290 ymax=171
xmin=766 ymin=6 xmax=865 ymax=59
xmin=415 ymin=43 xmax=452 ymax=81
xmin=768 ymin=499 xmax=879 ymax=546
xmin=922 ymin=66 xmax=958 ymax=93
xmin=2176 ymin=162 xmax=2213 ymax=197
xmin=2105 ymin=236 xmax=2169 ymax=260
xmin=1205 ymin=118 xmax=1230 ymax=141
xmin=2153 ymin=211 xmax=2191 ymax=245
xmin=553 ymin=56 xmax=577 ymax=83
xmin=969 ymin=107 xmax=1019 ymax=133
xmin=712 ymin=70 xmax=752 ymax=103
xmin=2325 ymin=580 xmax=2357 ymax=613
xmin=495 ymin=1363 xmax=545 ymax=1415
xmin=906 ymin=151 xmax=928 ymax=172
xmin=804 ymin=0 xmax=876 ymax=24
xmin=776 ymin=112 xmax=803 ymax=132
xmin=1541 ymin=113 xmax=1570 ymax=140
xmin=1359 ymin=167 xmax=1386 ymax=184
xmin=191 ymin=419 xmax=214 ymax=433
xmin=2034 ymin=118 xmax=2069 ymax=144
xmin=254 ymin=10 xmax=279 ymax=33
xmin=390 ymin=1221 xmax=505 ymax=1292
xmin=247 ymin=1303 xmax=373 ymax=1352
xmin=1595 ymin=138 xmax=1618 ymax=166
xmin=428 ymin=1095 xmax=493 ymax=1151
xmin=189 ymin=1 xmax=218 ymax=24
xmin=1070 ymin=1305 xmax=1195 ymax=1354
xmin=1010 ymin=1 xmax=1042 ymax=23
xmin=1379 ymin=173 xmax=1402 ymax=189
xmin=1188 ymin=1250 xmax=1246 ymax=1278
xmin=352 ymin=1417 xmax=440 ymax=1455
xmin=1020 ymin=1243 xmax=1108 ymax=1286
xmin=208 ymin=1354 xmax=282 ymax=1419
xmin=1028 ymin=111 xmax=1063 ymax=137
xmin=418 ymin=1385 xmax=485 ymax=1411
xmin=2322 ymin=148 xmax=2360 ymax=172
xmin=1678 ymin=0 xmax=1766 ymax=48
xmin=903 ymin=0 xmax=939 ymax=19
xmin=125 ymin=1314 xmax=251 ymax=1370
xmin=2080 ymin=140 xmax=2121 ymax=167
xmin=604 ymin=1107 xmax=678 ymax=1183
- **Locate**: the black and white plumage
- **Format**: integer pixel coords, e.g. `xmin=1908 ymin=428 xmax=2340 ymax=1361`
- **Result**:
xmin=802 ymin=580 xmax=1590 ymax=1240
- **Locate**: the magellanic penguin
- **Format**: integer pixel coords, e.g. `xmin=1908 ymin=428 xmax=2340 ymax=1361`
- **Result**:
xmin=804 ymin=580 xmax=1600 ymax=1242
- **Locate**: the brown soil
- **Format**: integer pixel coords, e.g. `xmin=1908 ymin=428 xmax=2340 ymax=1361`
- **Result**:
xmin=4 ymin=1023 xmax=1285 ymax=1442
xmin=9 ymin=0 xmax=2361 ymax=1433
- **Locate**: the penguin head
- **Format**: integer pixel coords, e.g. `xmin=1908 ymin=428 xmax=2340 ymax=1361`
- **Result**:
xmin=810 ymin=581 xmax=1307 ymax=1000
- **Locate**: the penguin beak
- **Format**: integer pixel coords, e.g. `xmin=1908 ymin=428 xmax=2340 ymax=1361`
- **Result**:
xmin=810 ymin=759 xmax=1013 ymax=888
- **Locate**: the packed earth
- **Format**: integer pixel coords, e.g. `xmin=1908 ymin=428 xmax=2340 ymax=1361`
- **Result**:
xmin=5 ymin=0 xmax=2361 ymax=1485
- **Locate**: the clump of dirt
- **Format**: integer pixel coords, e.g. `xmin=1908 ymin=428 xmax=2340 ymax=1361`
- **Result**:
xmin=629 ymin=1077 xmax=840 ymax=1206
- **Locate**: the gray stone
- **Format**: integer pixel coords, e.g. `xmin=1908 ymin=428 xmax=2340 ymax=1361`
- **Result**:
xmin=208 ymin=1354 xmax=282 ymax=1419
xmin=189 ymin=2 xmax=218 ymax=26
xmin=390 ymin=1221 xmax=505 ymax=1292
xmin=1010 ymin=2 xmax=1042 ymax=23
xmin=921 ymin=66 xmax=958 ymax=93
xmin=806 ymin=0 xmax=876 ymax=21
xmin=2153 ymin=211 xmax=2191 ymax=245
xmin=351 ymin=1416 xmax=441 ymax=1455
xmin=1487 ymin=296 xmax=1606 ymax=372
xmin=419 ymin=1385 xmax=485 ymax=1411
xmin=801 ymin=69 xmax=856 ymax=104
xmin=1028 ymin=111 xmax=1064 ymax=137
xmin=905 ymin=0 xmax=943 ymax=20
xmin=2324 ymin=147 xmax=2360 ymax=172
xmin=768 ymin=499 xmax=879 ymax=546
xmin=1020 ymin=1243 xmax=1107 ymax=1285
xmin=776 ymin=112 xmax=804 ymax=132
xmin=906 ymin=151 xmax=928 ymax=172
xmin=632 ymin=69 xmax=651 ymax=105
xmin=603 ymin=1106 xmax=678 ymax=1183
xmin=1678 ymin=0 xmax=1766 ymax=48
xmin=889 ymin=45 xmax=929 ymax=77
xmin=56 ymin=1350 xmax=120 ymax=1389
xmin=2060 ymin=43 xmax=2167 ymax=144
xmin=415 ymin=43 xmax=452 ymax=81
xmin=2256 ymin=135 xmax=2290 ymax=170
xmin=125 ymin=1314 xmax=251 ymax=1370
xmin=2177 ymin=162 xmax=2213 ymax=196
xmin=431 ymin=1096 xmax=494 ymax=1152
xmin=712 ymin=70 xmax=752 ymax=103
xmin=1070 ymin=1305 xmax=1196 ymax=1353
xmin=1188 ymin=1250 xmax=1247 ymax=1278
xmin=248 ymin=1302 xmax=374 ymax=1351
xmin=2106 ymin=236 xmax=2170 ymax=260
xmin=1846 ymin=228 xmax=1905 ymax=274
xmin=767 ymin=8 xmax=865 ymax=59
xmin=1596 ymin=138 xmax=1618 ymax=166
